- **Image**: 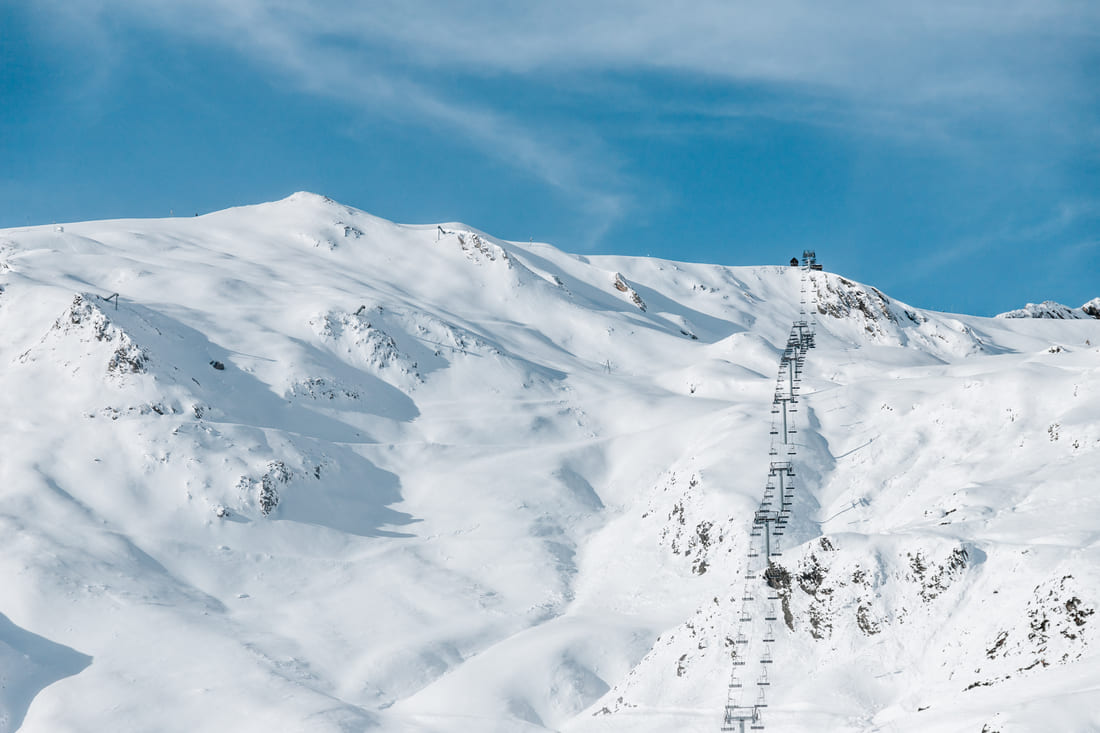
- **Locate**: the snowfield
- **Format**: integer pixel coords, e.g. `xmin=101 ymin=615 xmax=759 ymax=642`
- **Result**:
xmin=0 ymin=193 xmax=1097 ymax=732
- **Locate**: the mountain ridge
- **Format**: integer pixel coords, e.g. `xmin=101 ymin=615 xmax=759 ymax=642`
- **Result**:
xmin=0 ymin=194 xmax=1097 ymax=732
xmin=997 ymin=298 xmax=1100 ymax=320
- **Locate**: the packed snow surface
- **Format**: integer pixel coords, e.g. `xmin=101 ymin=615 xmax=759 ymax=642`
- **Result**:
xmin=0 ymin=192 xmax=1097 ymax=732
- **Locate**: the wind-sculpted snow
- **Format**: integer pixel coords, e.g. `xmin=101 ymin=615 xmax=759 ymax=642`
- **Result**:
xmin=0 ymin=194 xmax=1097 ymax=732
xmin=0 ymin=613 xmax=91 ymax=733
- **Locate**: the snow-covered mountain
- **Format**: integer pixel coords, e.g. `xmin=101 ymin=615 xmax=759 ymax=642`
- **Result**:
xmin=0 ymin=193 xmax=1097 ymax=733
xmin=997 ymin=299 xmax=1100 ymax=320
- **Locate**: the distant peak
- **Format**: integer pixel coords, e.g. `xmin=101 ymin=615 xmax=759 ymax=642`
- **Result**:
xmin=996 ymin=299 xmax=1100 ymax=320
xmin=280 ymin=191 xmax=338 ymax=206
xmin=262 ymin=191 xmax=379 ymax=224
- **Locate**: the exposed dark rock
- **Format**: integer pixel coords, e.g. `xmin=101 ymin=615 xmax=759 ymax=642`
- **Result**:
xmin=258 ymin=461 xmax=291 ymax=516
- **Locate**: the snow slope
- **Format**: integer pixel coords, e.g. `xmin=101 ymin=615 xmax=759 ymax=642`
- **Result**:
xmin=0 ymin=193 xmax=1097 ymax=732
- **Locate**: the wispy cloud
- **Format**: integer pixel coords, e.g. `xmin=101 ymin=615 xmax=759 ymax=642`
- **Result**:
xmin=888 ymin=195 xmax=1100 ymax=294
xmin=25 ymin=0 xmax=635 ymax=241
xmin=26 ymin=0 xmax=1099 ymax=243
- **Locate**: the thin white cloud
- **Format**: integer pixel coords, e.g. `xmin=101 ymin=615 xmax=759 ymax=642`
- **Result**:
xmin=29 ymin=0 xmax=633 ymax=240
xmin=25 ymin=0 xmax=1099 ymax=243
xmin=212 ymin=1 xmax=1098 ymax=105
xmin=888 ymin=195 xmax=1100 ymax=292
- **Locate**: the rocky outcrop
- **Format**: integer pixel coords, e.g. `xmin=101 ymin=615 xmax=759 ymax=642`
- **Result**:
xmin=19 ymin=293 xmax=149 ymax=377
xmin=612 ymin=273 xmax=647 ymax=312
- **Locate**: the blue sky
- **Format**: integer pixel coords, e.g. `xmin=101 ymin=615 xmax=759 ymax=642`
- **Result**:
xmin=2 ymin=1 xmax=1098 ymax=315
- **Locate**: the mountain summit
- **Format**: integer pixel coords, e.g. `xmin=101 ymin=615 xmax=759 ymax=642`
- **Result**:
xmin=0 ymin=195 xmax=1097 ymax=732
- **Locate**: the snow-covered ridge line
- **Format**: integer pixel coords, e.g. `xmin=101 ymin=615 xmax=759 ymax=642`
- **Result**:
xmin=996 ymin=297 xmax=1100 ymax=320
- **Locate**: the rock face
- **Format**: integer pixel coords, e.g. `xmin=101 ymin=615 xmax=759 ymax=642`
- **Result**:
xmin=764 ymin=537 xmax=973 ymax=640
xmin=612 ymin=272 xmax=648 ymax=311
xmin=812 ymin=273 xmax=990 ymax=358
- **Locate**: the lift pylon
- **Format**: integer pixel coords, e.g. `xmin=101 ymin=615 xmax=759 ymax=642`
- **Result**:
xmin=721 ymin=255 xmax=824 ymax=731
